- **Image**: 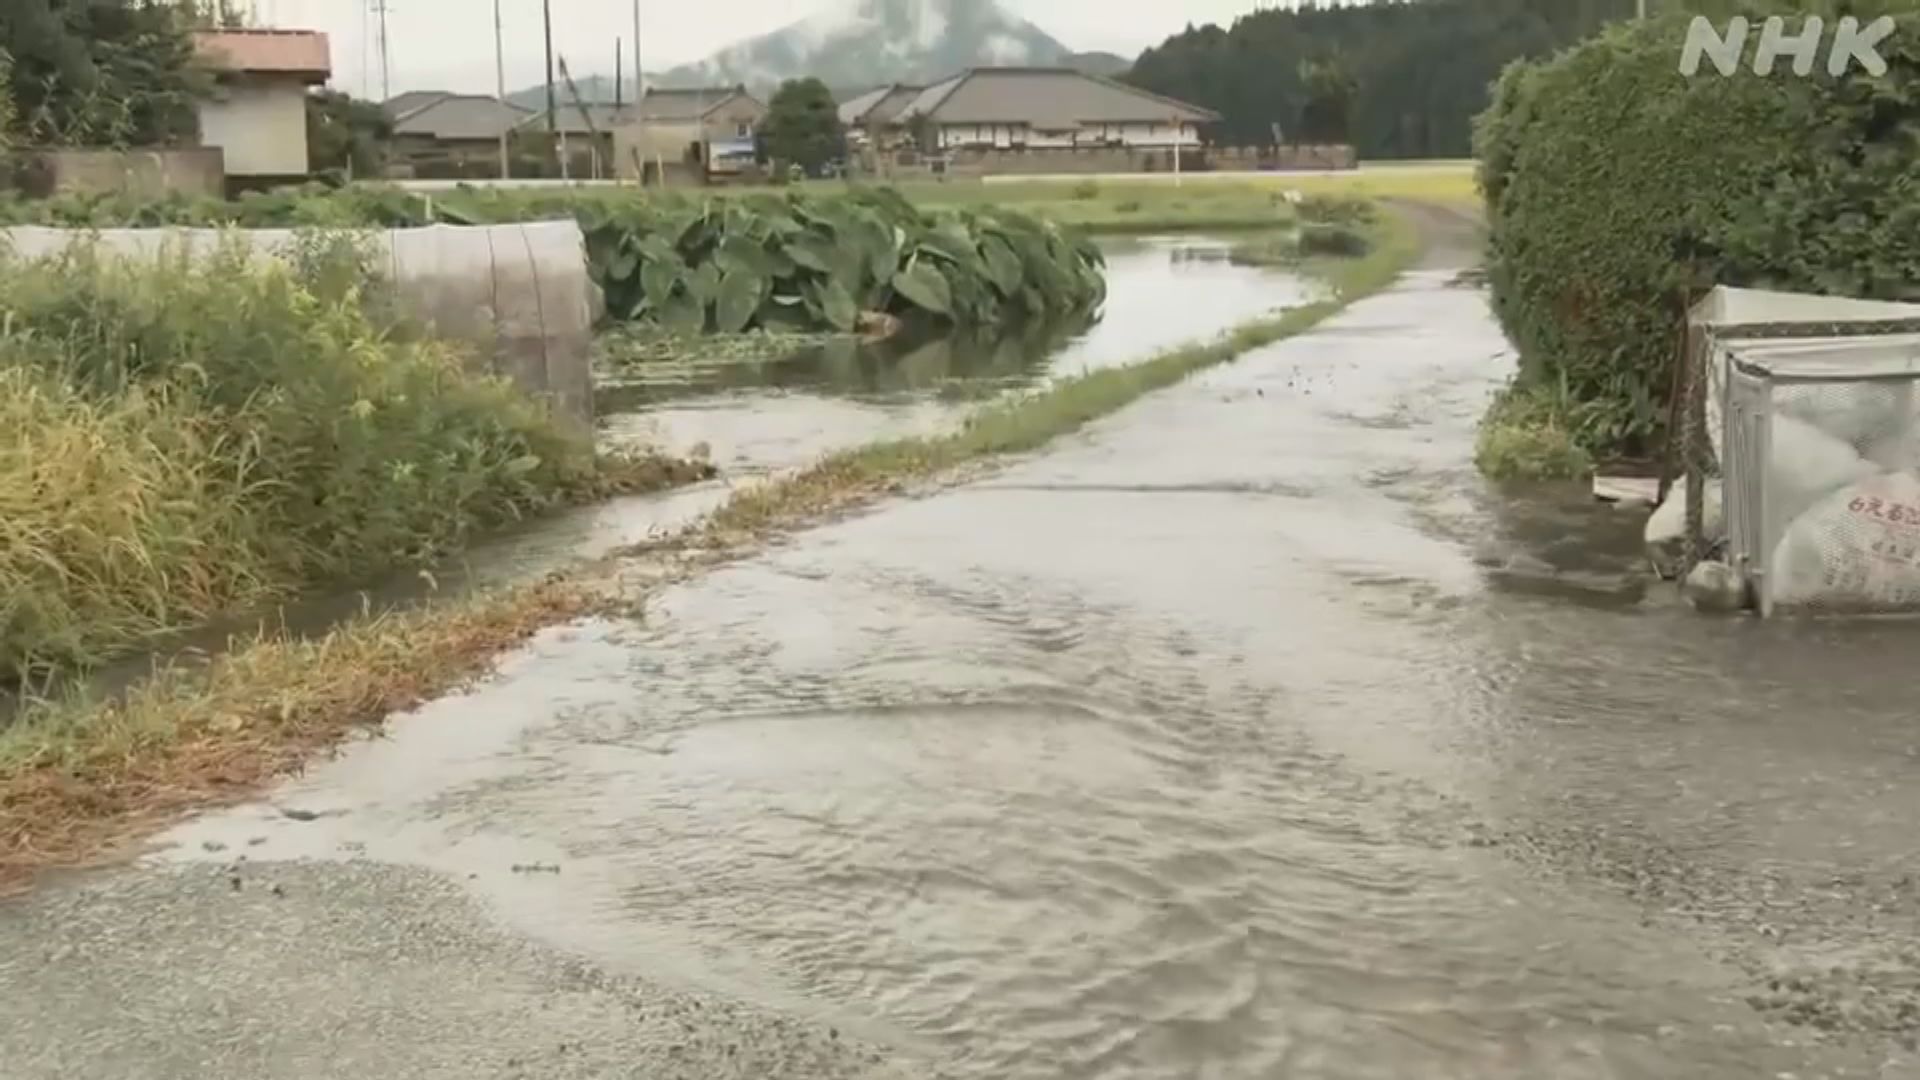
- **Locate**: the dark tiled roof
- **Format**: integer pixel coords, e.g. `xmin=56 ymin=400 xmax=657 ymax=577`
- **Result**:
xmin=384 ymin=90 xmax=450 ymax=120
xmin=840 ymin=83 xmax=923 ymax=127
xmin=393 ymin=95 xmax=533 ymax=140
xmin=505 ymin=87 xmax=766 ymax=136
xmin=637 ymin=86 xmax=762 ymax=122
xmin=515 ymin=102 xmax=632 ymax=136
xmin=905 ymin=67 xmax=1218 ymax=128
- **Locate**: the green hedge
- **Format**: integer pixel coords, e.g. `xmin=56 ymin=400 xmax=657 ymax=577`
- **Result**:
xmin=1475 ymin=3 xmax=1920 ymax=465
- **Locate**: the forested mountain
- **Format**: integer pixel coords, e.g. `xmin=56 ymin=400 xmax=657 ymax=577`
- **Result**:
xmin=1126 ymin=0 xmax=1635 ymax=159
xmin=656 ymin=0 xmax=1071 ymax=91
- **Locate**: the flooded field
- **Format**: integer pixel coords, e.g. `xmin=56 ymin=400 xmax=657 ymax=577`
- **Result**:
xmin=599 ymin=236 xmax=1315 ymax=478
xmin=11 ymin=216 xmax=1920 ymax=1079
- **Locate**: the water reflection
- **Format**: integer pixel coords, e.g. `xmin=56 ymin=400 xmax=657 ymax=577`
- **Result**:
xmin=596 ymin=315 xmax=1093 ymax=413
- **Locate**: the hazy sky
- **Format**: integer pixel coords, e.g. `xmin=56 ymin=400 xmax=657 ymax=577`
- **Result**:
xmin=250 ymin=0 xmax=1267 ymax=98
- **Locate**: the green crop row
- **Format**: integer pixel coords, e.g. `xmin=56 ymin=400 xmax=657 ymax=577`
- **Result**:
xmin=0 ymin=184 xmax=1108 ymax=337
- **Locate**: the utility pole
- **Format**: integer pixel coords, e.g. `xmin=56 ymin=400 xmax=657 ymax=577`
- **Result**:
xmin=494 ymin=0 xmax=510 ymax=178
xmin=374 ymin=0 xmax=393 ymax=102
xmin=615 ymin=39 xmax=624 ymax=113
xmin=633 ymin=0 xmax=646 ymax=185
xmin=1171 ymin=112 xmax=1182 ymax=187
xmin=542 ymin=0 xmax=557 ymax=137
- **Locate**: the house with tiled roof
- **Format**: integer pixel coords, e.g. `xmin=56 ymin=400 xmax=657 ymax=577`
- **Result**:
xmin=838 ymin=83 xmax=925 ymax=147
xmin=385 ymin=92 xmax=533 ymax=174
xmin=609 ymin=87 xmax=768 ymax=181
xmin=888 ymin=67 xmax=1218 ymax=152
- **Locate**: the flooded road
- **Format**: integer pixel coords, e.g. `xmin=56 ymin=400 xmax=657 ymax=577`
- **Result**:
xmin=9 ymin=212 xmax=1920 ymax=1079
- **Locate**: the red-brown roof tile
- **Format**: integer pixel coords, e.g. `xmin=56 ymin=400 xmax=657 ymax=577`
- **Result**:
xmin=194 ymin=29 xmax=332 ymax=81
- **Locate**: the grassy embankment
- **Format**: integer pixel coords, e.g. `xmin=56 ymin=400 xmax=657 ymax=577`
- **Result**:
xmin=0 ymin=202 xmax=1423 ymax=890
xmin=825 ymin=163 xmax=1478 ymax=234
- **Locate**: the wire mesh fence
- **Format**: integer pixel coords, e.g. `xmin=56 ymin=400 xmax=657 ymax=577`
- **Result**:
xmin=1680 ymin=288 xmax=1920 ymax=615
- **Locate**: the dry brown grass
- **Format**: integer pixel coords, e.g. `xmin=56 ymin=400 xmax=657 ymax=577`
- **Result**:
xmin=0 ymin=580 xmax=600 ymax=891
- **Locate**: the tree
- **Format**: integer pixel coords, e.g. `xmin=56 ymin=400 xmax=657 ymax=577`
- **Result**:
xmin=758 ymin=77 xmax=845 ymax=177
xmin=306 ymin=90 xmax=390 ymax=181
xmin=1296 ymin=55 xmax=1356 ymax=145
xmin=1124 ymin=0 xmax=1633 ymax=159
xmin=0 ymin=55 xmax=15 ymax=163
xmin=0 ymin=0 xmax=207 ymax=148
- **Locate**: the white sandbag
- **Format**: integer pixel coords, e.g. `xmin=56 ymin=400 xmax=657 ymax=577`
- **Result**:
xmin=1861 ymin=386 xmax=1920 ymax=472
xmin=1768 ymin=470 xmax=1920 ymax=612
xmin=1646 ymin=477 xmax=1724 ymax=545
xmin=1768 ymin=414 xmax=1882 ymax=529
xmin=1776 ymin=383 xmax=1912 ymax=450
xmin=1644 ymin=477 xmax=1723 ymax=578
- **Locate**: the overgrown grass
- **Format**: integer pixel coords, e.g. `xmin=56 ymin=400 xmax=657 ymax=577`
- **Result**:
xmin=1230 ymin=194 xmax=1378 ymax=267
xmin=893 ymin=178 xmax=1301 ymax=233
xmin=0 ymin=206 xmax=1422 ymax=891
xmin=794 ymin=163 xmax=1480 ymax=231
xmin=1474 ymin=381 xmax=1594 ymax=482
xmin=0 ymin=581 xmax=602 ymax=884
xmin=595 ymin=324 xmax=852 ymax=369
xmin=0 ymin=241 xmax=704 ymax=689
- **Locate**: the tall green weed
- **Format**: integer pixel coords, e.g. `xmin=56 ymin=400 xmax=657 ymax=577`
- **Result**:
xmin=0 ymin=241 xmax=614 ymax=684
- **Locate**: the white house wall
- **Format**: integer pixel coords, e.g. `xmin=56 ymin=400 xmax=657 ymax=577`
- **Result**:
xmin=197 ymin=79 xmax=309 ymax=177
xmin=937 ymin=122 xmax=1202 ymax=150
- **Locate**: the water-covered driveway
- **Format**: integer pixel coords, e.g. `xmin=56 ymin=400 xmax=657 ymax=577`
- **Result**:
xmin=6 ymin=211 xmax=1918 ymax=1080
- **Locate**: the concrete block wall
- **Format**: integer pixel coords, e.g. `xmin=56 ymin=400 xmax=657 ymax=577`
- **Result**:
xmin=13 ymin=149 xmax=226 ymax=198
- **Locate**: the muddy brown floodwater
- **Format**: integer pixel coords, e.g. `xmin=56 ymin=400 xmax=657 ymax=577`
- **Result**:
xmin=8 ymin=214 xmax=1920 ymax=1079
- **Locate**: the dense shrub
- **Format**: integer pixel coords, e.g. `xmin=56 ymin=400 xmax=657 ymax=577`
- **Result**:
xmin=0 ymin=243 xmax=638 ymax=682
xmin=1297 ymin=222 xmax=1370 ymax=257
xmin=1476 ymin=3 xmax=1920 ymax=464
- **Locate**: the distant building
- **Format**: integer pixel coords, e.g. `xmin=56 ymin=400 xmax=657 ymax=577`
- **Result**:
xmin=610 ymin=86 xmax=769 ymax=182
xmin=192 ymin=29 xmax=332 ymax=186
xmin=851 ymin=67 xmax=1217 ymax=153
xmin=385 ymin=93 xmax=533 ymax=176
xmin=838 ymin=84 xmax=924 ymax=150
xmin=511 ymin=101 xmax=628 ymax=178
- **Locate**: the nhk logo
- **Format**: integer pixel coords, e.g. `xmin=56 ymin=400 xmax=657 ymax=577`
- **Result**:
xmin=1679 ymin=15 xmax=1896 ymax=76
